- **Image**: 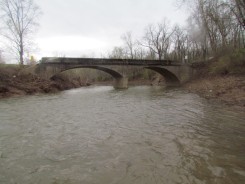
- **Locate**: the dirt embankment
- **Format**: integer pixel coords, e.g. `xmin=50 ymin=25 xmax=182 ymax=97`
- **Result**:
xmin=187 ymin=50 xmax=245 ymax=108
xmin=0 ymin=65 xmax=89 ymax=98
xmin=184 ymin=75 xmax=245 ymax=107
xmin=184 ymin=58 xmax=245 ymax=108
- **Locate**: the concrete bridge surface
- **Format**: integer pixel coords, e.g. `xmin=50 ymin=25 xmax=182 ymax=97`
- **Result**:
xmin=33 ymin=57 xmax=195 ymax=89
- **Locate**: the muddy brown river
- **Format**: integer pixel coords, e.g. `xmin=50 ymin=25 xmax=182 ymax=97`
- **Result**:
xmin=0 ymin=86 xmax=244 ymax=184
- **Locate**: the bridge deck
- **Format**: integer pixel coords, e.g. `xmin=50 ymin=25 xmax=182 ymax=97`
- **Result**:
xmin=41 ymin=57 xmax=182 ymax=66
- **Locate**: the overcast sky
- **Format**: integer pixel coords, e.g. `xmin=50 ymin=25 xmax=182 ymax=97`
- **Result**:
xmin=33 ymin=0 xmax=188 ymax=59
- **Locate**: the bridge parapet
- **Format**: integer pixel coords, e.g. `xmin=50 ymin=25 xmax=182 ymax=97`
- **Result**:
xmin=41 ymin=57 xmax=182 ymax=66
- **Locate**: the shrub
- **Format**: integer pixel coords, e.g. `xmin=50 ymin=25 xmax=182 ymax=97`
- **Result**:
xmin=209 ymin=49 xmax=245 ymax=75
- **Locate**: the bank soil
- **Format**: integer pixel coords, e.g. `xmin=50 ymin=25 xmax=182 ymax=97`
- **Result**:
xmin=0 ymin=66 xmax=88 ymax=98
xmin=184 ymin=75 xmax=245 ymax=107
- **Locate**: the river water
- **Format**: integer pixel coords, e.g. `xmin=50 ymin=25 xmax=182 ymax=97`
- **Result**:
xmin=0 ymin=86 xmax=244 ymax=184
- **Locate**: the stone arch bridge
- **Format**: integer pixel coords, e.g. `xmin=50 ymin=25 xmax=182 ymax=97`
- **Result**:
xmin=34 ymin=57 xmax=195 ymax=89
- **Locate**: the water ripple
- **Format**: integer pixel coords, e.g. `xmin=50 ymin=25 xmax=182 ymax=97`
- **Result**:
xmin=0 ymin=86 xmax=244 ymax=184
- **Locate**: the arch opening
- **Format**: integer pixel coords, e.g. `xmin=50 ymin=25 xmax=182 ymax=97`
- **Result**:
xmin=50 ymin=66 xmax=124 ymax=79
xmin=145 ymin=67 xmax=180 ymax=86
xmin=52 ymin=66 xmax=128 ymax=89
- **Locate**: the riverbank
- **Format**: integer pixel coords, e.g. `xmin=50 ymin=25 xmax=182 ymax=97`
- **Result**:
xmin=1 ymin=64 xmax=244 ymax=109
xmin=183 ymin=51 xmax=245 ymax=108
xmin=184 ymin=75 xmax=245 ymax=108
xmin=0 ymin=65 xmax=89 ymax=98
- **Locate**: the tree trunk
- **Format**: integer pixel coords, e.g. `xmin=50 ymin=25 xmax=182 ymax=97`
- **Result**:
xmin=19 ymin=37 xmax=24 ymax=65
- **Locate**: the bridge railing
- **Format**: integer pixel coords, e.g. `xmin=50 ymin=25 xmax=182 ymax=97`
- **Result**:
xmin=40 ymin=57 xmax=182 ymax=66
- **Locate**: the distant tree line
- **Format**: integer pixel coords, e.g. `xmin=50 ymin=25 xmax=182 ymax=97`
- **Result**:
xmin=109 ymin=0 xmax=245 ymax=63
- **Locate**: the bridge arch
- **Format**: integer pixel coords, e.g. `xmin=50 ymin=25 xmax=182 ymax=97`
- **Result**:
xmin=51 ymin=65 xmax=124 ymax=79
xmin=47 ymin=65 xmax=128 ymax=89
xmin=145 ymin=66 xmax=180 ymax=86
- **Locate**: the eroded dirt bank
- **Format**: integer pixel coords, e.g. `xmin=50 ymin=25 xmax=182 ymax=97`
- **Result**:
xmin=0 ymin=65 xmax=89 ymax=98
xmin=184 ymin=75 xmax=245 ymax=107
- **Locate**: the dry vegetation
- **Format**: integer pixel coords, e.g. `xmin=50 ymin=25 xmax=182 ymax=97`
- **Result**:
xmin=0 ymin=64 xmax=88 ymax=98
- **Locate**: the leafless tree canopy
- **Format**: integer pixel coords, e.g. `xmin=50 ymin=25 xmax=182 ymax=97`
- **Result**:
xmin=184 ymin=0 xmax=245 ymax=60
xmin=0 ymin=0 xmax=41 ymax=65
xmin=110 ymin=0 xmax=244 ymax=63
xmin=140 ymin=20 xmax=175 ymax=60
xmin=121 ymin=32 xmax=136 ymax=59
xmin=232 ymin=0 xmax=245 ymax=29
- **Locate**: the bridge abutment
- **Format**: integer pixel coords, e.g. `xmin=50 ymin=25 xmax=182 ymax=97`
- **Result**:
xmin=113 ymin=77 xmax=128 ymax=89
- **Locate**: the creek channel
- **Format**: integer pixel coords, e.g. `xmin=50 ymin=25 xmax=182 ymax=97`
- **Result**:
xmin=0 ymin=86 xmax=244 ymax=184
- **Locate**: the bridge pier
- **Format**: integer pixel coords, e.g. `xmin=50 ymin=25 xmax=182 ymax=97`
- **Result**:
xmin=113 ymin=77 xmax=128 ymax=89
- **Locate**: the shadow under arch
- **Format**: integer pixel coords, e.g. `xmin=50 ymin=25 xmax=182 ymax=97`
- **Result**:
xmin=50 ymin=65 xmax=123 ymax=79
xmin=145 ymin=66 xmax=180 ymax=86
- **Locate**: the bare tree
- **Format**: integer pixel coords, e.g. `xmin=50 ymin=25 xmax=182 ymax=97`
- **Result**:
xmin=140 ymin=20 xmax=174 ymax=60
xmin=121 ymin=32 xmax=136 ymax=59
xmin=0 ymin=49 xmax=5 ymax=63
xmin=121 ymin=31 xmax=148 ymax=60
xmin=232 ymin=0 xmax=245 ymax=29
xmin=172 ymin=25 xmax=189 ymax=61
xmin=0 ymin=0 xmax=41 ymax=65
xmin=108 ymin=46 xmax=126 ymax=59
